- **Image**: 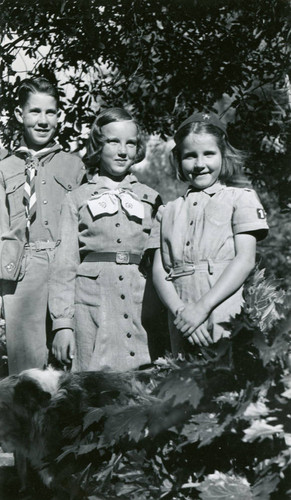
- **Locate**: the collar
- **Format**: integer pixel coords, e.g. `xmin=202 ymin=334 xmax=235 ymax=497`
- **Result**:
xmin=87 ymin=173 xmax=138 ymax=187
xmin=184 ymin=181 xmax=225 ymax=198
xmin=15 ymin=139 xmax=61 ymax=158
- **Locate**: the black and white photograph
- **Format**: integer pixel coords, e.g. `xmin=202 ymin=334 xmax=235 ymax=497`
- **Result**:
xmin=0 ymin=0 xmax=290 ymax=498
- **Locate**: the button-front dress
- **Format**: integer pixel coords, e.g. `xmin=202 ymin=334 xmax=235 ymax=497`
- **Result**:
xmin=50 ymin=174 xmax=162 ymax=371
xmin=160 ymin=182 xmax=269 ymax=355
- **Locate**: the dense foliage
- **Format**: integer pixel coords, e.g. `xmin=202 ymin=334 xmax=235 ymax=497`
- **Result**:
xmin=38 ymin=269 xmax=290 ymax=500
xmin=0 ymin=0 xmax=290 ymax=205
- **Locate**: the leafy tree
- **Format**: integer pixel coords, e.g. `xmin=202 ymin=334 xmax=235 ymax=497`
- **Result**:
xmin=0 ymin=0 xmax=290 ymax=205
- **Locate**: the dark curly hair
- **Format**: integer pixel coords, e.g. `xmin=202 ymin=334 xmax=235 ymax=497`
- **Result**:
xmin=172 ymin=121 xmax=246 ymax=183
xmin=83 ymin=108 xmax=146 ymax=175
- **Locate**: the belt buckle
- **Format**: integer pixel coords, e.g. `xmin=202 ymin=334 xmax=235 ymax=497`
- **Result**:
xmin=166 ymin=266 xmax=195 ymax=281
xmin=116 ymin=251 xmax=129 ymax=264
xmin=35 ymin=241 xmax=42 ymax=251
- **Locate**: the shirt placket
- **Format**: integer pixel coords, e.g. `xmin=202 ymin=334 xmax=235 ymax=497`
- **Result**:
xmin=37 ymin=161 xmax=51 ymax=237
xmin=184 ymin=192 xmax=200 ymax=264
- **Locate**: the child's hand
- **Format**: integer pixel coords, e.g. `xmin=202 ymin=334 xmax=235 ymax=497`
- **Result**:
xmin=174 ymin=300 xmax=213 ymax=345
xmin=186 ymin=324 xmax=213 ymax=347
xmin=52 ymin=329 xmax=75 ymax=364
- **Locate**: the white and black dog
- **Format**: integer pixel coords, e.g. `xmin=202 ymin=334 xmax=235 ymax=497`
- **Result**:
xmin=0 ymin=366 xmax=144 ymax=494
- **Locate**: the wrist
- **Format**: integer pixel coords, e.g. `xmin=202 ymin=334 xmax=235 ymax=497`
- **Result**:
xmin=55 ymin=328 xmax=74 ymax=334
xmin=170 ymin=301 xmax=185 ymax=316
xmin=199 ymin=294 xmax=214 ymax=314
xmin=175 ymin=305 xmax=185 ymax=316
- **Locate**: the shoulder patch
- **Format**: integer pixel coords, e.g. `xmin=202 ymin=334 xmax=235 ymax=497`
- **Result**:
xmin=257 ymin=208 xmax=266 ymax=219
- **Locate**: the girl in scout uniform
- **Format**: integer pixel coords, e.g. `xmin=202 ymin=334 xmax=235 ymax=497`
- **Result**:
xmin=0 ymin=77 xmax=85 ymax=374
xmin=153 ymin=112 xmax=269 ymax=356
xmin=50 ymin=108 xmax=162 ymax=371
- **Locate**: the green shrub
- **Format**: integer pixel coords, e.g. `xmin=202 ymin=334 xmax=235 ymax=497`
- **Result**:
xmin=52 ymin=269 xmax=291 ymax=499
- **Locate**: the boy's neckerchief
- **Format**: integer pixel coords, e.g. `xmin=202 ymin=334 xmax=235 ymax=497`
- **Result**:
xmin=15 ymin=140 xmax=62 ymax=239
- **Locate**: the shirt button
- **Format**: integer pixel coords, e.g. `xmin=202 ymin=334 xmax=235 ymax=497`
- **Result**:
xmin=43 ymin=200 xmax=48 ymax=204
xmin=121 ymin=294 xmax=125 ymax=300
xmin=117 ymin=238 xmax=122 ymax=243
xmin=186 ymin=241 xmax=190 ymax=246
xmin=115 ymin=223 xmax=120 ymax=227
xmin=124 ymin=313 xmax=128 ymax=319
xmin=44 ymin=220 xmax=48 ymax=225
xmin=193 ymin=201 xmax=197 ymax=206
xmin=127 ymin=332 xmax=132 ymax=338
xmin=119 ymin=276 xmax=124 ymax=281
xmin=130 ymin=351 xmax=135 ymax=356
xmin=41 ymin=180 xmax=46 ymax=185
xmin=190 ymin=220 xmax=194 ymax=225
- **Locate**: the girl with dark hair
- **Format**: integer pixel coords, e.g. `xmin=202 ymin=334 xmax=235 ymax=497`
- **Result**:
xmin=50 ymin=108 xmax=162 ymax=371
xmin=153 ymin=112 xmax=269 ymax=356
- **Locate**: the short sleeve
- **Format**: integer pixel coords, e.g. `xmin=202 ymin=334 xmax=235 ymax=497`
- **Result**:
xmin=145 ymin=214 xmax=161 ymax=250
xmin=232 ymin=188 xmax=269 ymax=240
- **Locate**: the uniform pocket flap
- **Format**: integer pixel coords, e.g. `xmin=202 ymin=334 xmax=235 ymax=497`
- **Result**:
xmin=54 ymin=174 xmax=76 ymax=192
xmin=6 ymin=177 xmax=25 ymax=194
xmin=76 ymin=261 xmax=100 ymax=278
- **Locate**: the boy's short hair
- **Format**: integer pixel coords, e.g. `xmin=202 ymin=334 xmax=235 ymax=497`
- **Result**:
xmin=83 ymin=107 xmax=145 ymax=175
xmin=17 ymin=77 xmax=60 ymax=108
xmin=172 ymin=121 xmax=246 ymax=183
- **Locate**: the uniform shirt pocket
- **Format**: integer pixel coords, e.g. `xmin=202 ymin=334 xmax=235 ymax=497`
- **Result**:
xmin=76 ymin=261 xmax=101 ymax=278
xmin=54 ymin=174 xmax=77 ymax=193
xmin=204 ymin=201 xmax=231 ymax=226
xmin=6 ymin=176 xmax=25 ymax=220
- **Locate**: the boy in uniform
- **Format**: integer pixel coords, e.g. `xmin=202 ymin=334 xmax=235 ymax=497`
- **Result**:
xmin=0 ymin=77 xmax=85 ymax=374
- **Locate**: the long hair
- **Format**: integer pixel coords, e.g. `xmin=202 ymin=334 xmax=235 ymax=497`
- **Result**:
xmin=83 ymin=107 xmax=145 ymax=175
xmin=17 ymin=77 xmax=60 ymax=108
xmin=172 ymin=121 xmax=246 ymax=183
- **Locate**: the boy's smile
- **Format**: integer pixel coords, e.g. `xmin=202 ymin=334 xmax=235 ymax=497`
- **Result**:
xmin=181 ymin=132 xmax=222 ymax=189
xmin=15 ymin=92 xmax=58 ymax=151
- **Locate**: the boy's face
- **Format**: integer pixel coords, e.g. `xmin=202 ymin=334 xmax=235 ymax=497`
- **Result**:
xmin=14 ymin=92 xmax=58 ymax=151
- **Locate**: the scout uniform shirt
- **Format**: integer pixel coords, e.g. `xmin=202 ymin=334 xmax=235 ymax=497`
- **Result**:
xmin=50 ymin=174 xmax=162 ymax=372
xmin=160 ymin=182 xmax=269 ymax=352
xmin=0 ymin=143 xmax=85 ymax=245
xmin=0 ymin=142 xmax=85 ymax=374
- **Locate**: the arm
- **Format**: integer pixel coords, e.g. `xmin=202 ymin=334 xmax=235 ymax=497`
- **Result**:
xmin=152 ymin=249 xmax=184 ymax=315
xmin=174 ymin=233 xmax=257 ymax=337
xmin=49 ymin=194 xmax=80 ymax=363
xmin=0 ymin=171 xmax=9 ymax=238
xmin=153 ymin=249 xmax=214 ymax=347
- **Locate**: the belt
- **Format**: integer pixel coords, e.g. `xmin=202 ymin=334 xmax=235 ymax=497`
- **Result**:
xmin=83 ymin=252 xmax=141 ymax=265
xmin=166 ymin=260 xmax=231 ymax=280
xmin=25 ymin=241 xmax=59 ymax=251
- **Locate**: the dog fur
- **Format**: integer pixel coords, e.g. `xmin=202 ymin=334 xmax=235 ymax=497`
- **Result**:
xmin=0 ymin=366 xmax=142 ymax=492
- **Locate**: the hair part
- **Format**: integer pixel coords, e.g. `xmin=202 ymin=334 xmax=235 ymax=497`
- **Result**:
xmin=172 ymin=121 xmax=246 ymax=183
xmin=83 ymin=107 xmax=145 ymax=175
xmin=17 ymin=77 xmax=60 ymax=108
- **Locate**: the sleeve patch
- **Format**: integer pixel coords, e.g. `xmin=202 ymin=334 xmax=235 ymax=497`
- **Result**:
xmin=257 ymin=208 xmax=266 ymax=219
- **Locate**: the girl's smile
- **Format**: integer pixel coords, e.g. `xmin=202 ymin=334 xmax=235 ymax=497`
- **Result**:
xmin=181 ymin=132 xmax=222 ymax=189
xmin=99 ymin=121 xmax=137 ymax=179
